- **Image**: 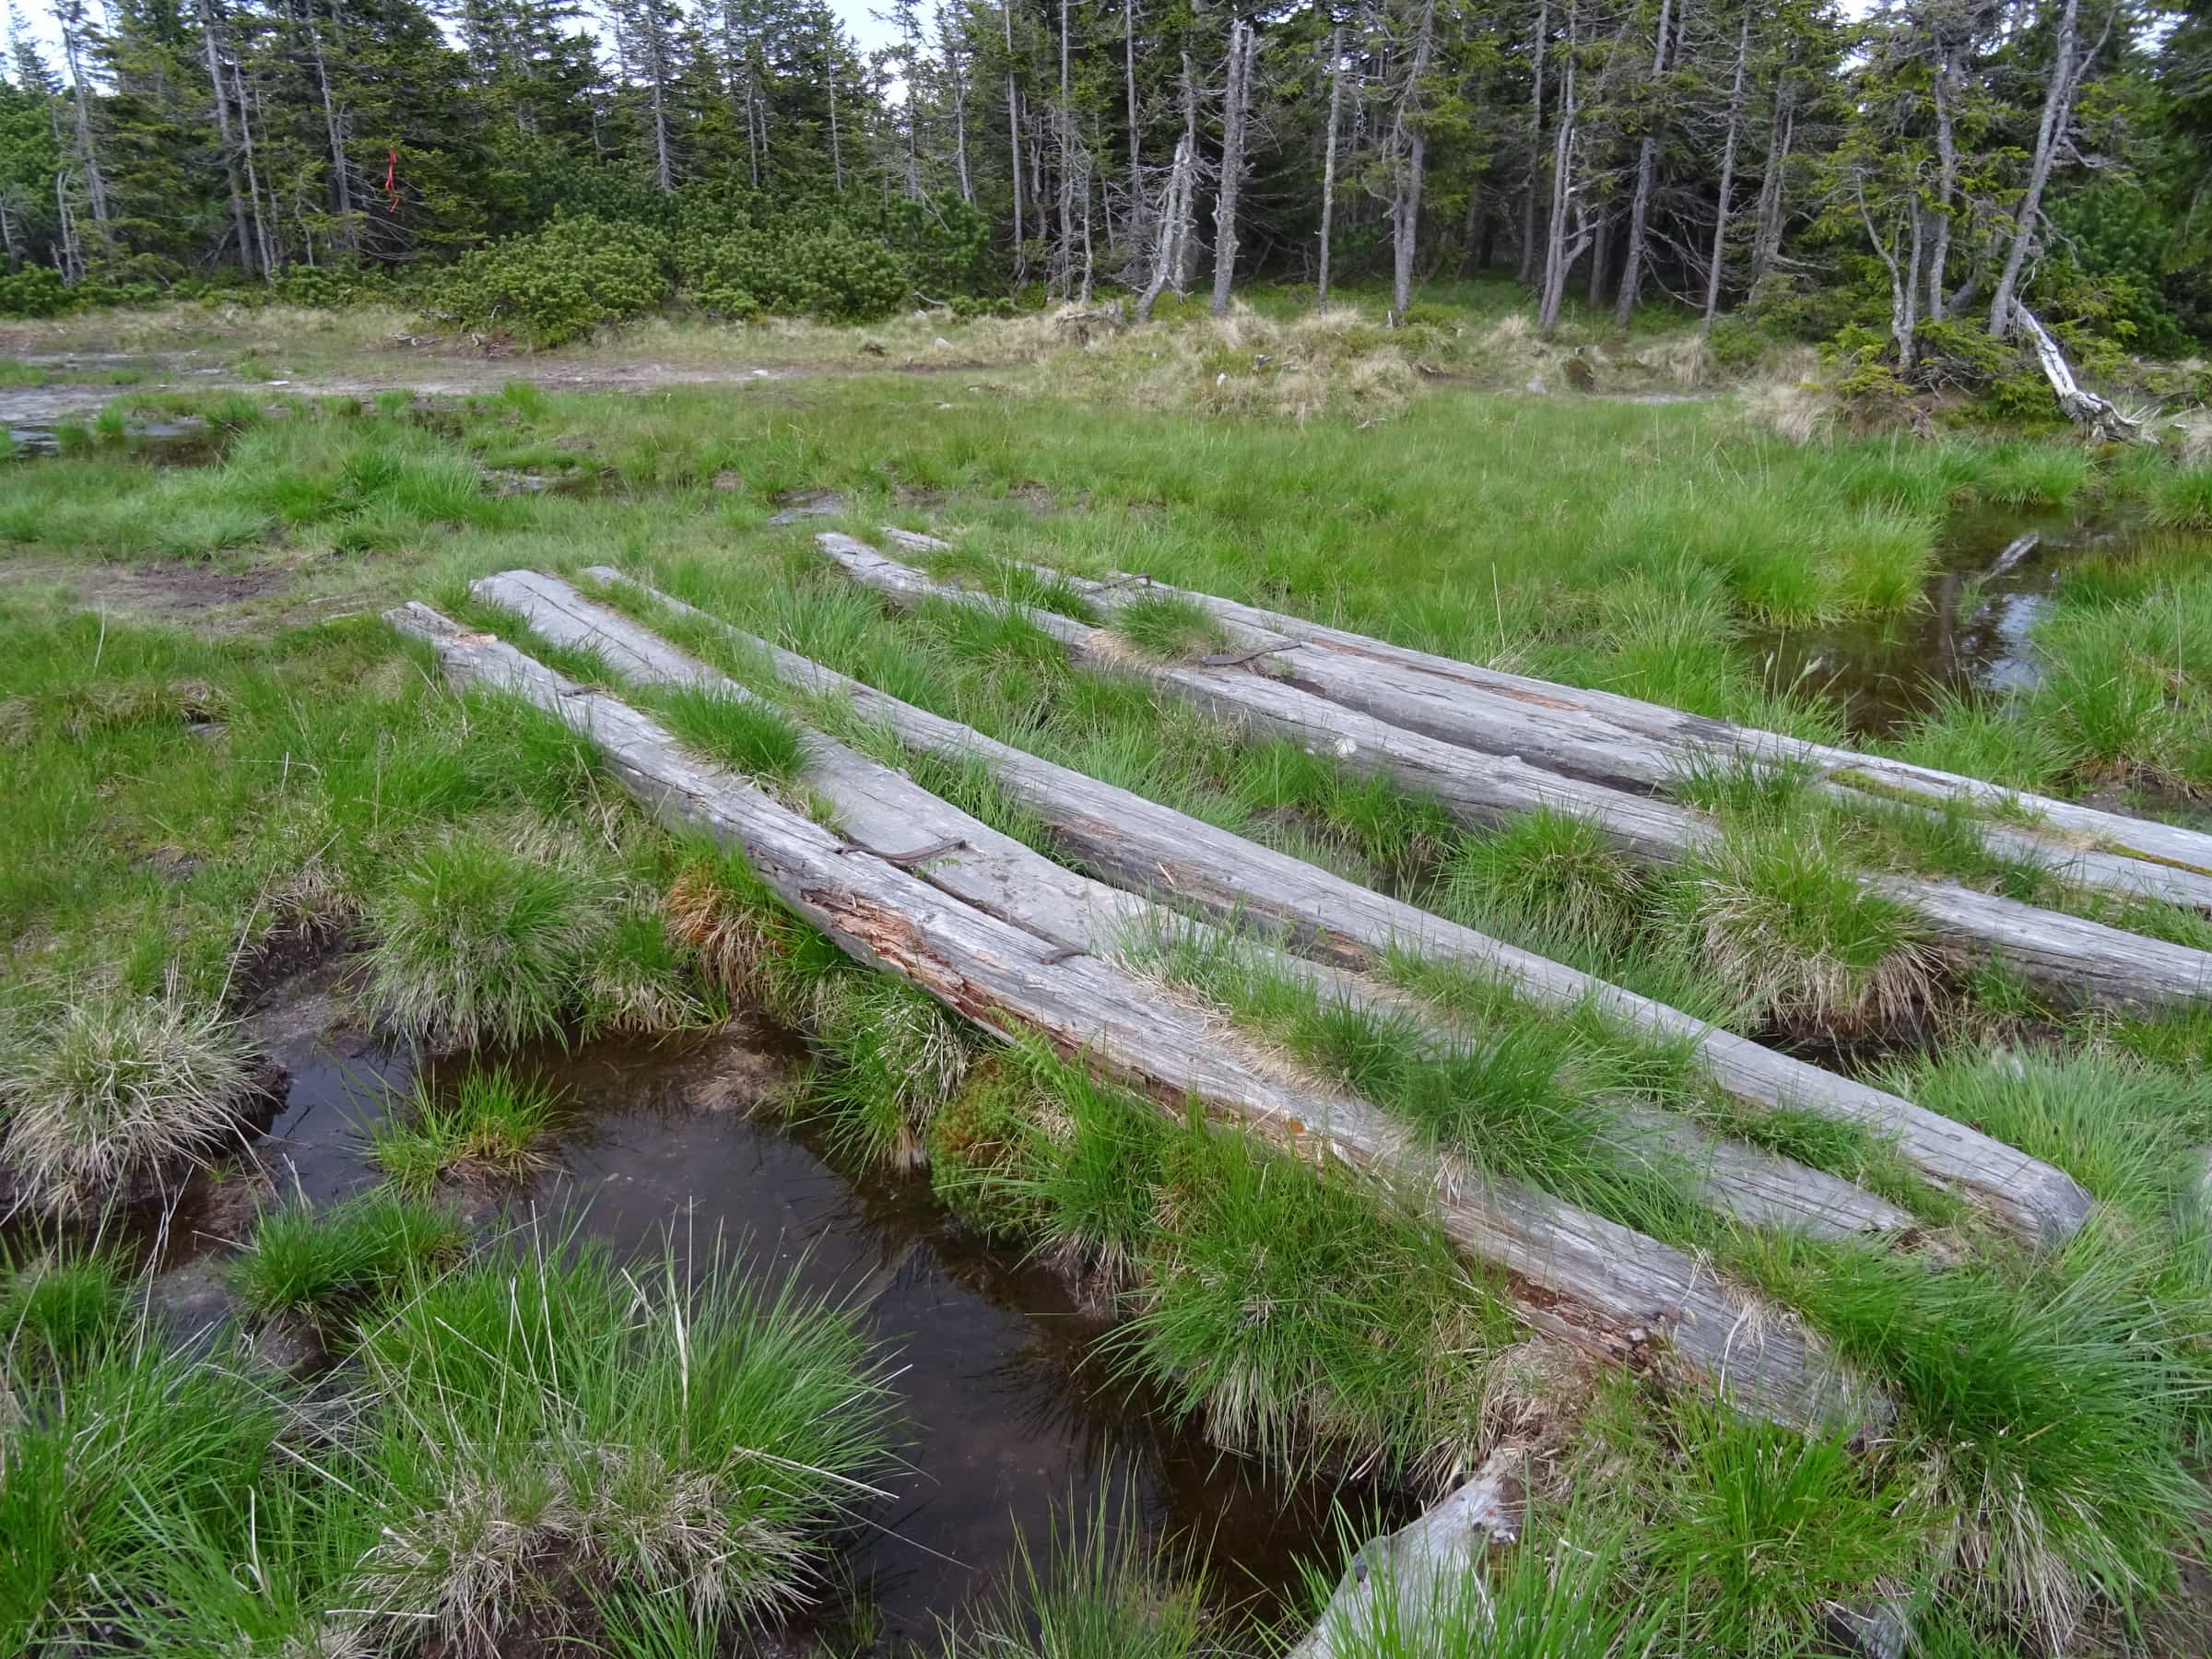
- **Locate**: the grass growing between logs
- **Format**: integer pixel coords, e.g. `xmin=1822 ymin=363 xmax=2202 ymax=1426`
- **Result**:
xmin=7 ymin=371 xmax=2212 ymax=1653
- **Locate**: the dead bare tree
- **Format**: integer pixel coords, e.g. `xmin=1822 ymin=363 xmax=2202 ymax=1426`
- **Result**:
xmin=1210 ymin=17 xmax=1257 ymax=316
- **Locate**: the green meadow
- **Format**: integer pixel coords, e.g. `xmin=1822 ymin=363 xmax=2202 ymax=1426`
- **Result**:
xmin=6 ymin=303 xmax=2212 ymax=1654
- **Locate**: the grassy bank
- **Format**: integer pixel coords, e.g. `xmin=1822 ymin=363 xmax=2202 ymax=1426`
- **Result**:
xmin=6 ymin=320 xmax=2212 ymax=1652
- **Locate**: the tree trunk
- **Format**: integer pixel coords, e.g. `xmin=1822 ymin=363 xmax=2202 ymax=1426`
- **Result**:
xmin=58 ymin=15 xmax=108 ymax=236
xmin=1318 ymin=26 xmax=1345 ymax=308
xmin=1210 ymin=18 xmax=1255 ymax=317
xmin=1750 ymin=84 xmax=1793 ymax=284
xmin=1291 ymin=1451 xmax=1523 ymax=1659
xmin=307 ymin=8 xmax=352 ymax=248
xmin=1584 ymin=209 xmax=1608 ymax=308
xmin=1611 ymin=0 xmax=1675 ymax=327
xmin=1389 ymin=0 xmax=1438 ymax=320
xmin=1124 ymin=0 xmax=1141 ymax=247
xmin=1858 ymin=182 xmax=1915 ymax=371
xmin=1927 ymin=38 xmax=1959 ymax=322
xmin=1701 ymin=11 xmax=1750 ymax=327
xmin=197 ymin=0 xmax=254 ymax=279
xmin=952 ymin=43 xmax=972 ymax=203
xmin=394 ymin=596 xmax=1887 ymax=1438
xmin=1987 ymin=0 xmax=2078 ymax=335
xmin=232 ymin=59 xmax=277 ymax=276
xmin=1536 ymin=0 xmax=1579 ymax=336
xmin=1135 ymin=131 xmax=1194 ymax=320
xmin=1006 ymin=0 xmax=1022 ymax=260
xmin=1517 ymin=0 xmax=1548 ymax=285
xmin=2013 ymin=300 xmax=2144 ymax=441
xmin=1174 ymin=50 xmax=1199 ymax=290
xmin=1055 ymin=0 xmax=1074 ymax=296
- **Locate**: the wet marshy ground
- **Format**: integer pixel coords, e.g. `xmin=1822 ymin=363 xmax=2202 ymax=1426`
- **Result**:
xmin=1745 ymin=504 xmax=2117 ymax=740
xmin=123 ymin=954 xmax=1374 ymax=1650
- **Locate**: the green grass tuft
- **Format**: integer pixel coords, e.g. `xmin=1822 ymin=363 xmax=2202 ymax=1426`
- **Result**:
xmin=1663 ymin=827 xmax=1935 ymax=1035
xmin=227 ymin=1188 xmax=467 ymax=1331
xmin=362 ymin=824 xmax=618 ymax=1047
xmin=1121 ymin=1119 xmax=1515 ymax=1486
xmin=938 ymin=1490 xmax=1218 ymax=1658
xmin=0 ymin=1249 xmax=132 ymax=1375
xmin=0 ymin=988 xmax=255 ymax=1211
xmin=346 ymin=1226 xmax=892 ymax=1655
xmin=653 ymin=683 xmax=808 ymax=782
xmin=370 ymin=1064 xmax=569 ymax=1194
xmin=1110 ymin=593 xmax=1231 ymax=661
xmin=2147 ymin=465 xmax=2212 ymax=532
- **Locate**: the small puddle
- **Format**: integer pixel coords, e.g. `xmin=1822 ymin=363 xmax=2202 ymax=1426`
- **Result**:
xmin=1744 ymin=505 xmax=2127 ymax=740
xmin=132 ymin=1000 xmax=1373 ymax=1647
xmin=6 ymin=418 xmax=209 ymax=460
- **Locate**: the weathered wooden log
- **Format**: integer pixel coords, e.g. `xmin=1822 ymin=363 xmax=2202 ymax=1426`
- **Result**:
xmin=982 ymin=542 xmax=2212 ymax=915
xmin=577 ymin=563 xmax=2089 ymax=1249
xmin=389 ymin=600 xmax=1887 ymax=1436
xmin=892 ymin=527 xmax=2212 ymax=902
xmin=819 ymin=535 xmax=2212 ymax=1018
xmin=2013 ymin=301 xmax=2145 ymax=444
xmin=1288 ymin=1447 xmax=1523 ymax=1659
xmin=476 ymin=569 xmax=1909 ymax=1246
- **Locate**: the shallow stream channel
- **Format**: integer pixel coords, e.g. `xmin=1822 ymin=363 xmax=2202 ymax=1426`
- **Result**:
xmin=132 ymin=949 xmax=1372 ymax=1650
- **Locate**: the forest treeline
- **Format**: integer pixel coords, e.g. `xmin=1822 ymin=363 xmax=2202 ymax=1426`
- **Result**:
xmin=1 ymin=0 xmax=2209 ymax=374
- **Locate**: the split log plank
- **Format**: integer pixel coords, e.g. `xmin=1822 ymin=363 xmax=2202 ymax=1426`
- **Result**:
xmin=478 ymin=569 xmax=1908 ymax=1246
xmin=916 ymin=529 xmax=2212 ymax=900
xmin=579 ymin=563 xmax=2090 ymax=1249
xmin=819 ymin=535 xmax=2212 ymax=1018
xmin=1288 ymin=1447 xmax=1522 ymax=1659
xmin=386 ymin=600 xmax=1886 ymax=1437
xmin=971 ymin=539 xmax=2212 ymax=914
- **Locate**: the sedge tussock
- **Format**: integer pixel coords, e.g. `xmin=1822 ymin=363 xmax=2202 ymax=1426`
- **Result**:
xmin=0 ymin=985 xmax=256 ymax=1211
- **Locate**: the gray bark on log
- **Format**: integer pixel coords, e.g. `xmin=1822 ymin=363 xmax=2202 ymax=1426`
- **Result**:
xmin=1289 ymin=1447 xmax=1523 ymax=1659
xmin=818 ymin=536 xmax=2212 ymax=1018
xmin=386 ymin=599 xmax=1888 ymax=1437
xmin=479 ymin=568 xmax=1910 ymax=1247
xmin=582 ymin=560 xmax=2089 ymax=1250
xmin=982 ymin=547 xmax=2212 ymax=914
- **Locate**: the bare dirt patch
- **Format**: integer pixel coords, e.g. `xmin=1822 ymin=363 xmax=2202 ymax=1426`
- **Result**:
xmin=0 ymin=556 xmax=298 ymax=631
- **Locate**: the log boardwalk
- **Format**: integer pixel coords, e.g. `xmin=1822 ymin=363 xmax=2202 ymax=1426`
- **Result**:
xmin=473 ymin=568 xmax=1914 ymax=1247
xmin=877 ymin=525 xmax=2212 ymax=911
xmin=572 ymin=562 xmax=2094 ymax=1250
xmin=391 ymin=597 xmax=1888 ymax=1436
xmin=818 ymin=534 xmax=2212 ymax=1017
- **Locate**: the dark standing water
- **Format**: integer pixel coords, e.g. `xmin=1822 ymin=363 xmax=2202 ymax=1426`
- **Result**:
xmin=1744 ymin=505 xmax=2120 ymax=740
xmin=151 ymin=998 xmax=1370 ymax=1650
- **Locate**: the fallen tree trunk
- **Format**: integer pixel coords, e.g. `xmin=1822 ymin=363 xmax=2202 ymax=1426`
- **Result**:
xmin=2013 ymin=302 xmax=2144 ymax=444
xmin=886 ymin=529 xmax=2212 ymax=916
xmin=577 ymin=564 xmax=2090 ymax=1249
xmin=477 ymin=569 xmax=1911 ymax=1247
xmin=820 ymin=535 xmax=2212 ymax=1018
xmin=872 ymin=528 xmax=2212 ymax=902
xmin=388 ymin=600 xmax=1886 ymax=1437
xmin=1289 ymin=1447 xmax=1523 ymax=1659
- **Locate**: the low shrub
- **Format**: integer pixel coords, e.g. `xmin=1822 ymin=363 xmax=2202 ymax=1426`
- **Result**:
xmin=427 ymin=217 xmax=673 ymax=347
